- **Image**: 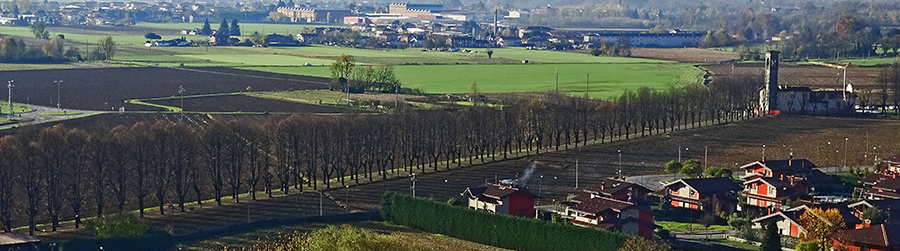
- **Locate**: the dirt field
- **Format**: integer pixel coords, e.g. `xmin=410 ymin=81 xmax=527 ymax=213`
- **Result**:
xmin=333 ymin=115 xmax=900 ymax=211
xmin=703 ymin=63 xmax=883 ymax=90
xmin=1 ymin=67 xmax=329 ymax=111
xmin=148 ymin=94 xmax=358 ymax=113
xmin=631 ymin=48 xmax=740 ymax=63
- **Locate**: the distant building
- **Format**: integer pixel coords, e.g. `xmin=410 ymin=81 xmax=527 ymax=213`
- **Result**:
xmin=389 ymin=3 xmax=442 ymax=18
xmin=582 ymin=30 xmax=705 ymax=48
xmin=154 ymin=38 xmax=188 ymax=47
xmin=759 ymin=51 xmax=856 ymax=115
xmin=461 ymin=182 xmax=536 ymax=218
xmin=276 ymin=7 xmax=352 ymax=23
xmin=267 ymin=34 xmax=301 ymax=46
xmin=887 ymin=153 xmax=900 ymax=173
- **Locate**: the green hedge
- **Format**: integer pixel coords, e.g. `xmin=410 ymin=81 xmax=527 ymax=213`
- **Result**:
xmin=59 ymin=231 xmax=174 ymax=251
xmin=380 ymin=193 xmax=629 ymax=251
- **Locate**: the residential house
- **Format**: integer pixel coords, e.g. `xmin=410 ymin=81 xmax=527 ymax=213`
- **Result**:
xmin=863 ymin=173 xmax=900 ymax=200
xmin=447 ymin=36 xmax=490 ymax=48
xmin=567 ymin=194 xmax=656 ymax=238
xmin=752 ymin=200 xmax=863 ymax=237
xmin=461 ymin=182 xmax=536 ymax=218
xmin=742 ymin=175 xmax=810 ymax=211
xmin=497 ymin=36 xmax=522 ymax=47
xmin=751 ymin=210 xmax=806 ymax=237
xmin=887 ymin=153 xmax=900 ymax=173
xmin=155 ymin=38 xmax=188 ymax=47
xmin=581 ymin=178 xmax=651 ymax=202
xmin=209 ymin=33 xmax=237 ymax=46
xmin=832 ymin=223 xmax=900 ymax=251
xmin=741 ymin=158 xmax=835 ymax=192
xmin=660 ymin=177 xmax=742 ymax=213
xmin=267 ymin=34 xmax=301 ymax=46
xmin=848 ymin=199 xmax=900 ymax=223
xmin=296 ymin=33 xmax=319 ymax=44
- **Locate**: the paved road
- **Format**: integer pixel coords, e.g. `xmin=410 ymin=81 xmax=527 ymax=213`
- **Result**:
xmin=0 ymin=103 xmax=102 ymax=130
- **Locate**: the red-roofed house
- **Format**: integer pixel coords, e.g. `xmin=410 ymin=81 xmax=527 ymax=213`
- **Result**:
xmin=660 ymin=177 xmax=742 ymax=213
xmin=832 ymin=223 xmax=900 ymax=251
xmin=751 ymin=209 xmax=806 ymax=238
xmin=742 ymin=175 xmax=810 ymax=211
xmin=566 ymin=193 xmax=656 ymax=238
xmin=461 ymin=183 xmax=536 ymax=218
xmin=863 ymin=174 xmax=900 ymax=200
xmin=581 ymin=178 xmax=651 ymax=202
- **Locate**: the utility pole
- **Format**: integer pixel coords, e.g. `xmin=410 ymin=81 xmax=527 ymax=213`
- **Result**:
xmin=555 ymin=68 xmax=559 ymax=93
xmin=575 ymin=160 xmax=578 ymax=189
xmin=319 ymin=190 xmax=323 ymax=216
xmin=585 ymin=74 xmax=589 ymax=98
xmin=678 ymin=146 xmax=681 ymax=162
xmin=762 ymin=145 xmax=766 ymax=161
xmin=704 ymin=146 xmax=708 ymax=171
xmin=6 ymin=80 xmax=13 ymax=119
xmin=844 ymin=138 xmax=848 ymax=168
xmin=179 ymin=85 xmax=185 ymax=112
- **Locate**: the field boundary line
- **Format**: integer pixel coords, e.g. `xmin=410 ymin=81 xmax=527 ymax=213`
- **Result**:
xmin=170 ymin=67 xmax=330 ymax=86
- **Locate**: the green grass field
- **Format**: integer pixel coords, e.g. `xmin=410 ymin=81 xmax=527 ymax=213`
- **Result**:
xmin=241 ymin=63 xmax=703 ymax=99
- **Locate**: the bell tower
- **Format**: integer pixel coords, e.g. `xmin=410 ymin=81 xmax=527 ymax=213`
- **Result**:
xmin=761 ymin=51 xmax=780 ymax=112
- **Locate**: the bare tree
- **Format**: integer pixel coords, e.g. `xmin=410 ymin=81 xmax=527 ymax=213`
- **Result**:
xmin=0 ymin=136 xmax=19 ymax=232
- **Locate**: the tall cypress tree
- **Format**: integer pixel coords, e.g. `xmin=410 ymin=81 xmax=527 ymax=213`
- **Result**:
xmin=230 ymin=19 xmax=241 ymax=36
xmin=200 ymin=19 xmax=212 ymax=36
xmin=218 ymin=19 xmax=229 ymax=36
xmin=759 ymin=221 xmax=781 ymax=251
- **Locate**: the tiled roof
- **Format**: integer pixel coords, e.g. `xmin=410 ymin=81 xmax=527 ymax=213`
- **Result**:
xmin=679 ymin=177 xmax=742 ymax=193
xmin=864 ymin=174 xmax=900 ymax=190
xmin=583 ymin=178 xmax=651 ymax=197
xmin=570 ymin=196 xmax=633 ymax=215
xmin=835 ymin=223 xmax=900 ymax=247
xmin=463 ymin=184 xmax=536 ymax=200
xmin=747 ymin=159 xmax=817 ymax=173
xmin=0 ymin=232 xmax=39 ymax=246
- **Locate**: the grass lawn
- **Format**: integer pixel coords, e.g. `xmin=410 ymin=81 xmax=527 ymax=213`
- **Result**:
xmin=656 ymin=221 xmax=732 ymax=232
xmin=709 ymin=238 xmax=757 ymax=250
xmin=242 ymin=63 xmax=702 ymax=99
xmin=0 ymin=104 xmax=32 ymax=114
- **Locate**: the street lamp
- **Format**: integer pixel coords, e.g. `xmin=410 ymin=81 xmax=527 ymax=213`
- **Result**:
xmin=53 ymin=80 xmax=62 ymax=112
xmin=844 ymin=138 xmax=848 ymax=169
xmin=410 ymin=173 xmax=417 ymax=197
xmin=555 ymin=68 xmax=559 ymax=93
xmin=617 ymin=149 xmax=622 ymax=179
xmin=539 ymin=175 xmax=543 ymax=197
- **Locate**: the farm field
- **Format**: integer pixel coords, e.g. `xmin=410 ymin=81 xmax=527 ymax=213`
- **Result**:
xmin=183 ymin=221 xmax=511 ymax=251
xmin=146 ymin=94 xmax=357 ymax=113
xmin=244 ymin=63 xmax=704 ymax=99
xmin=135 ymin=22 xmax=331 ymax=37
xmin=703 ymin=63 xmax=881 ymax=90
xmin=630 ymin=48 xmax=740 ymax=63
xmin=0 ymin=67 xmax=330 ymax=111
xmin=331 ymin=115 xmax=900 ymax=211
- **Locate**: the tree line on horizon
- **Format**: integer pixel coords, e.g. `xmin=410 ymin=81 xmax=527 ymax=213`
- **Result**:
xmin=0 ymin=74 xmax=760 ymax=235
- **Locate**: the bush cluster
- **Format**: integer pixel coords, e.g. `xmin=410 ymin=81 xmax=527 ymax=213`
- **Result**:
xmin=380 ymin=193 xmax=628 ymax=251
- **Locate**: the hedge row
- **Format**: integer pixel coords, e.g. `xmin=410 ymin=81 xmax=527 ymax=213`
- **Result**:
xmin=380 ymin=193 xmax=629 ymax=251
xmin=59 ymin=231 xmax=174 ymax=251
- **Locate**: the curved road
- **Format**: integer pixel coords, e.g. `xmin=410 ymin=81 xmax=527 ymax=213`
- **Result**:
xmin=0 ymin=103 xmax=103 ymax=131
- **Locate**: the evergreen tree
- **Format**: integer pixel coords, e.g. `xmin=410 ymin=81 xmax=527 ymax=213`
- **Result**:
xmin=218 ymin=19 xmax=229 ymax=36
xmin=759 ymin=221 xmax=781 ymax=251
xmin=200 ymin=19 xmax=212 ymax=36
xmin=230 ymin=19 xmax=241 ymax=36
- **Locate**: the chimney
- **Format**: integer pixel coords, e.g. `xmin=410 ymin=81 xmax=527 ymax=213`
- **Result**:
xmin=780 ymin=174 xmax=784 ymax=181
xmin=789 ymin=176 xmax=794 ymax=185
xmin=601 ymin=182 xmax=605 ymax=190
xmin=865 ymin=219 xmax=871 ymax=228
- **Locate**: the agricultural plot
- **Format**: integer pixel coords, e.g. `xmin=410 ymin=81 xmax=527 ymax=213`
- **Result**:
xmin=0 ymin=67 xmax=329 ymax=111
xmin=630 ymin=48 xmax=740 ymax=63
xmin=244 ymin=63 xmax=704 ymax=99
xmin=334 ymin=115 xmax=900 ymax=211
xmin=146 ymin=94 xmax=357 ymax=113
xmin=183 ymin=221 xmax=511 ymax=251
xmin=704 ymin=63 xmax=881 ymax=90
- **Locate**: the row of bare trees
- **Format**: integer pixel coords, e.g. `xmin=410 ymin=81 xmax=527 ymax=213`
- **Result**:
xmin=0 ymin=76 xmax=760 ymax=235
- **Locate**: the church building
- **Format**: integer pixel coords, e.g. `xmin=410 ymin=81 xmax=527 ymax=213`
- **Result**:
xmin=758 ymin=51 xmax=856 ymax=115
